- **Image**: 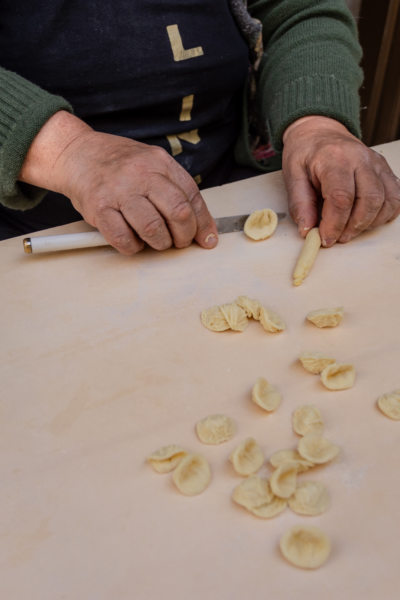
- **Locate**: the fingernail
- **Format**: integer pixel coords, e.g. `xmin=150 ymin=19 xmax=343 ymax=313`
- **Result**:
xmin=298 ymin=219 xmax=311 ymax=235
xmin=322 ymin=237 xmax=335 ymax=247
xmin=204 ymin=233 xmax=218 ymax=248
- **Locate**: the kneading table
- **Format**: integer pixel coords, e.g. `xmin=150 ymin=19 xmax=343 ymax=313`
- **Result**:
xmin=1 ymin=141 xmax=399 ymax=600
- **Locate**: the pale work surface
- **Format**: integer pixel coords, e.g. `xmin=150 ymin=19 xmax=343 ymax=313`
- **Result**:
xmin=1 ymin=141 xmax=400 ymax=600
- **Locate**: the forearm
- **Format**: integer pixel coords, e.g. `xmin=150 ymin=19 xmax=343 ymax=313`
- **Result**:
xmin=248 ymin=0 xmax=363 ymax=150
xmin=0 ymin=66 xmax=73 ymax=210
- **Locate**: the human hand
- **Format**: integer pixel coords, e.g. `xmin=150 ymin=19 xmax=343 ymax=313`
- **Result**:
xmin=282 ymin=116 xmax=400 ymax=246
xmin=19 ymin=111 xmax=218 ymax=255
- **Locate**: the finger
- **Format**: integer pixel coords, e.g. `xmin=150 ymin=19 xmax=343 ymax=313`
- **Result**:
xmin=190 ymin=190 xmax=219 ymax=248
xmin=318 ymin=167 xmax=355 ymax=247
xmin=145 ymin=174 xmax=197 ymax=248
xmin=338 ymin=167 xmax=385 ymax=243
xmin=95 ymin=207 xmax=144 ymax=255
xmin=284 ymin=171 xmax=319 ymax=237
xmin=120 ymin=193 xmax=173 ymax=251
xmin=367 ymin=171 xmax=400 ymax=229
xmin=160 ymin=161 xmax=218 ymax=248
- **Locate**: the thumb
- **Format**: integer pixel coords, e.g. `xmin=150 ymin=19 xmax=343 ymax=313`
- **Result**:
xmin=284 ymin=169 xmax=319 ymax=237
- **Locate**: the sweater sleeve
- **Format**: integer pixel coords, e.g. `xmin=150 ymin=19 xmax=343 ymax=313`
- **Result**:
xmin=0 ymin=67 xmax=73 ymax=210
xmin=247 ymin=0 xmax=363 ymax=151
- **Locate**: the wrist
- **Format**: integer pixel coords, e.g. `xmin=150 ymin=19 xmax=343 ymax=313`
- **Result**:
xmin=282 ymin=115 xmax=350 ymax=145
xmin=18 ymin=110 xmax=92 ymax=193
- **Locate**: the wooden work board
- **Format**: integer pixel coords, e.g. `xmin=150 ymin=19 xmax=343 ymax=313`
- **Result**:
xmin=1 ymin=141 xmax=400 ymax=600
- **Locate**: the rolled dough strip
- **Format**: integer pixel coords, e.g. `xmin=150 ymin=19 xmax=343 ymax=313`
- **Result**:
xmin=292 ymin=227 xmax=321 ymax=286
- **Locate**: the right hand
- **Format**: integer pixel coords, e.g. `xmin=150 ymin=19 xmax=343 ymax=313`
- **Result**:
xmin=20 ymin=111 xmax=218 ymax=255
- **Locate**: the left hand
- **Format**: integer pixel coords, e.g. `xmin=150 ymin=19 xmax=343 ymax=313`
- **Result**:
xmin=282 ymin=116 xmax=400 ymax=246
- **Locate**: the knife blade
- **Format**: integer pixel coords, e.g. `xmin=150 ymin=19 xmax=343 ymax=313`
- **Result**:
xmin=23 ymin=212 xmax=286 ymax=254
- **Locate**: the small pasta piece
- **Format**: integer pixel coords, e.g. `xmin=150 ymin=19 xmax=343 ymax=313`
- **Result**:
xmin=280 ymin=525 xmax=331 ymax=569
xmin=269 ymin=461 xmax=298 ymax=498
xmin=196 ymin=414 xmax=236 ymax=444
xmin=288 ymin=481 xmax=330 ymax=516
xmin=292 ymin=405 xmax=324 ymax=436
xmin=269 ymin=449 xmax=313 ymax=472
xmin=235 ymin=295 xmax=262 ymax=320
xmin=244 ymin=208 xmax=278 ymax=240
xmin=172 ymin=454 xmax=211 ymax=496
xmin=251 ymin=496 xmax=288 ymax=518
xmin=258 ymin=305 xmax=286 ymax=333
xmin=232 ymin=475 xmax=287 ymax=519
xmin=292 ymin=227 xmax=321 ymax=286
xmin=232 ymin=475 xmax=273 ymax=508
xmin=230 ymin=437 xmax=264 ymax=476
xmin=298 ymin=432 xmax=340 ymax=464
xmin=306 ymin=307 xmax=344 ymax=328
xmin=200 ymin=305 xmax=230 ymax=332
xmin=251 ymin=377 xmax=282 ymax=412
xmin=320 ymin=363 xmax=355 ymax=390
xmin=299 ymin=352 xmax=336 ymax=374
xmin=147 ymin=444 xmax=187 ymax=473
xmin=377 ymin=389 xmax=400 ymax=420
xmin=219 ymin=303 xmax=248 ymax=332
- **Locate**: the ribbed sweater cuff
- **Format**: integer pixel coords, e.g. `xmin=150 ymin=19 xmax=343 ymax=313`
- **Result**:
xmin=267 ymin=74 xmax=361 ymax=152
xmin=0 ymin=69 xmax=72 ymax=210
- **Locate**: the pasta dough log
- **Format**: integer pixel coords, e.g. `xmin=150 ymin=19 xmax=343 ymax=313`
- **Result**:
xmin=292 ymin=227 xmax=321 ymax=286
xmin=244 ymin=208 xmax=278 ymax=240
xmin=280 ymin=525 xmax=331 ymax=569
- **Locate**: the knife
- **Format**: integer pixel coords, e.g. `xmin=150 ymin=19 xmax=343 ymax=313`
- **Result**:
xmin=23 ymin=212 xmax=286 ymax=254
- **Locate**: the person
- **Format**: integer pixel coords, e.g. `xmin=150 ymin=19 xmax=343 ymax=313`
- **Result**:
xmin=0 ymin=0 xmax=398 ymax=253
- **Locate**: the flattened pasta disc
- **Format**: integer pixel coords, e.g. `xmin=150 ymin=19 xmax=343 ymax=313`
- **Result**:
xmin=196 ymin=414 xmax=236 ymax=444
xmin=172 ymin=454 xmax=211 ymax=496
xmin=292 ymin=405 xmax=324 ymax=436
xmin=306 ymin=307 xmax=344 ymax=328
xmin=230 ymin=437 xmax=264 ymax=476
xmin=244 ymin=208 xmax=278 ymax=240
xmin=377 ymin=389 xmax=400 ymax=420
xmin=280 ymin=525 xmax=331 ymax=569
xmin=298 ymin=432 xmax=340 ymax=464
xmin=320 ymin=363 xmax=355 ymax=390
xmin=288 ymin=481 xmax=330 ymax=516
xmin=147 ymin=444 xmax=187 ymax=473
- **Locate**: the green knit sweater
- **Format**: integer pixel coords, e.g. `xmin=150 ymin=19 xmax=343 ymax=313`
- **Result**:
xmin=0 ymin=0 xmax=362 ymax=211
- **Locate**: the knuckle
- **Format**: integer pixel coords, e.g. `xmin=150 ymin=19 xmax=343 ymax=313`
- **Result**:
xmin=110 ymin=233 xmax=141 ymax=255
xmin=169 ymin=198 xmax=193 ymax=223
xmin=141 ymin=216 xmax=165 ymax=239
xmin=325 ymin=190 xmax=353 ymax=211
xmin=149 ymin=145 xmax=170 ymax=163
xmin=188 ymin=192 xmax=207 ymax=218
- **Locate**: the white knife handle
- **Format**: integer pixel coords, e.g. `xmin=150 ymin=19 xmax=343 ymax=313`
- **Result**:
xmin=23 ymin=231 xmax=108 ymax=254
